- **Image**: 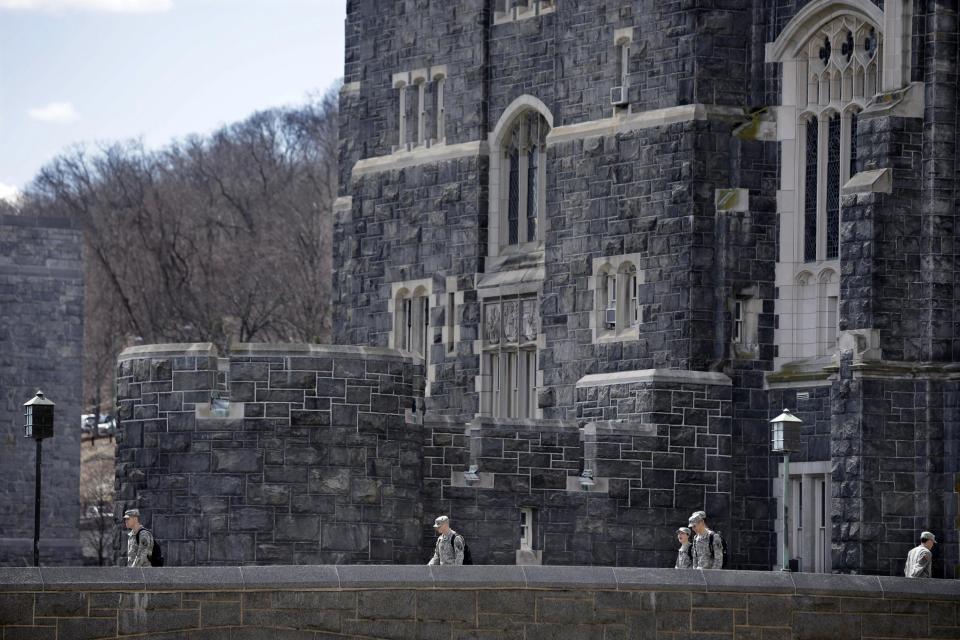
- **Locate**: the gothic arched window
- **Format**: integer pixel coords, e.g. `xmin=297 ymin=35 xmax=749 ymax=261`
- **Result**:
xmin=772 ymin=7 xmax=882 ymax=365
xmin=501 ymin=110 xmax=548 ymax=248
xmin=798 ymin=15 xmax=880 ymax=264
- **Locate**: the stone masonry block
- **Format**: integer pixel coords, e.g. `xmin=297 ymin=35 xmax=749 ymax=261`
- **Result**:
xmin=212 ymin=449 xmax=261 ymax=473
xmin=358 ymin=590 xmax=415 ymax=620
xmin=416 ymin=591 xmax=476 ymax=622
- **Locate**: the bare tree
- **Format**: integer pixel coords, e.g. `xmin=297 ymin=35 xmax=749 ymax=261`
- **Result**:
xmin=27 ymin=87 xmax=338 ymax=357
xmin=80 ymin=446 xmax=116 ymax=566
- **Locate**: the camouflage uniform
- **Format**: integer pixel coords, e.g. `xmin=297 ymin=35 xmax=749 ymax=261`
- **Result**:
xmin=428 ymin=530 xmax=464 ymax=565
xmin=691 ymin=529 xmax=724 ymax=569
xmin=904 ymin=545 xmax=932 ymax=578
xmin=127 ymin=526 xmax=154 ymax=567
xmin=675 ymin=542 xmax=693 ymax=569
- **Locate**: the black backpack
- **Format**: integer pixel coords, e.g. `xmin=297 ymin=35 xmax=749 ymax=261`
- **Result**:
xmin=136 ymin=528 xmax=164 ymax=567
xmin=708 ymin=532 xmax=728 ymax=569
xmin=448 ymin=532 xmax=473 ymax=565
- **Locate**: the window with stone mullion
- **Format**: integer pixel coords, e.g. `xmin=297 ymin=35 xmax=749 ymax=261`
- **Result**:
xmin=503 ymin=113 xmax=545 ymax=247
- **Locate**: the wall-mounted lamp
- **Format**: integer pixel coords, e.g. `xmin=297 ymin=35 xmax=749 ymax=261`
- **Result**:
xmin=210 ymin=390 xmax=230 ymax=417
xmin=579 ymin=469 xmax=595 ymax=489
xmin=464 ymin=464 xmax=480 ymax=485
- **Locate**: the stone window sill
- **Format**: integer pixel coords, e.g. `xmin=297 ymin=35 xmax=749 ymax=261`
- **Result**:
xmin=594 ymin=327 xmax=640 ymax=344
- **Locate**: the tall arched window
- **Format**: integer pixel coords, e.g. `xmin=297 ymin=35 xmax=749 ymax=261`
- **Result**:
xmin=488 ymin=98 xmax=552 ymax=257
xmin=798 ymin=15 xmax=880 ymax=264
xmin=502 ymin=111 xmax=547 ymax=248
xmin=770 ymin=3 xmax=882 ymax=366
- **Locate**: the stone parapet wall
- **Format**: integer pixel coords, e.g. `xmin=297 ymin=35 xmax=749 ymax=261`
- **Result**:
xmin=115 ymin=343 xmax=425 ymax=566
xmin=1 ymin=566 xmax=958 ymax=639
xmin=422 ymin=401 xmax=732 ymax=568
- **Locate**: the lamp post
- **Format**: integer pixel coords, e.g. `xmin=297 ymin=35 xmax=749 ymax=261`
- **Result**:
xmin=770 ymin=408 xmax=802 ymax=572
xmin=24 ymin=390 xmax=55 ymax=567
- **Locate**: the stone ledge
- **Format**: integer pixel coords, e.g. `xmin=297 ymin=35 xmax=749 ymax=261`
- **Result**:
xmin=576 ymin=369 xmax=733 ymax=388
xmin=231 ymin=343 xmax=422 ymax=363
xmin=118 ymin=343 xmax=218 ymax=361
xmin=118 ymin=343 xmax=423 ymax=364
xmin=2 ymin=566 xmax=955 ymax=599
xmin=351 ymin=140 xmax=488 ymax=177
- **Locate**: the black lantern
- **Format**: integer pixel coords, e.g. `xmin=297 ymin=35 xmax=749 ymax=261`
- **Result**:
xmin=23 ymin=390 xmax=54 ymax=566
xmin=770 ymin=408 xmax=803 ymax=571
xmin=24 ymin=390 xmax=55 ymax=440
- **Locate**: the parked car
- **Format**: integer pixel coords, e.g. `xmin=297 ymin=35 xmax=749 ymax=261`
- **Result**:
xmin=80 ymin=414 xmax=97 ymax=434
xmin=81 ymin=413 xmax=115 ymax=436
xmin=83 ymin=505 xmax=114 ymax=520
xmin=97 ymin=416 xmax=116 ymax=436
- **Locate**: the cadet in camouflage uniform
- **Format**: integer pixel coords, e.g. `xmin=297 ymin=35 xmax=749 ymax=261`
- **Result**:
xmin=427 ymin=515 xmax=464 ymax=565
xmin=675 ymin=527 xmax=693 ymax=569
xmin=689 ymin=510 xmax=724 ymax=570
xmin=904 ymin=531 xmax=936 ymax=578
xmin=123 ymin=509 xmax=154 ymax=567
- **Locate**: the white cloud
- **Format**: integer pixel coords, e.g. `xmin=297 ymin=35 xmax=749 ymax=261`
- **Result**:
xmin=27 ymin=101 xmax=80 ymax=124
xmin=0 ymin=183 xmax=21 ymax=204
xmin=0 ymin=0 xmax=171 ymax=12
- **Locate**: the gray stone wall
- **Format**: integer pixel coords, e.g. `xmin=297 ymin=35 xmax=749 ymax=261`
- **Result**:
xmin=114 ymin=343 xmax=425 ymax=566
xmin=333 ymin=157 xmax=487 ymax=416
xmin=422 ymin=403 xmax=730 ymax=568
xmin=831 ymin=353 xmax=958 ymax=577
xmin=2 ymin=565 xmax=959 ymax=639
xmin=0 ymin=213 xmax=83 ymax=567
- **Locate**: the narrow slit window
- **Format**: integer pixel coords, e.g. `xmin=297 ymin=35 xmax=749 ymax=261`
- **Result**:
xmin=403 ymin=298 xmax=413 ymax=352
xmin=446 ymin=292 xmax=455 ymax=353
xmin=416 ymin=80 xmax=426 ymax=146
xmin=420 ymin=296 xmax=430 ymax=359
xmin=507 ymin=149 xmax=520 ymax=245
xmin=849 ymin=110 xmax=859 ymax=178
xmin=733 ymin=301 xmax=743 ymax=343
xmin=826 ymin=114 xmax=841 ymax=260
xmin=435 ymin=77 xmax=445 ymax=142
xmin=397 ymin=84 xmax=407 ymax=149
xmin=804 ymin=118 xmax=818 ymax=262
xmin=605 ymin=273 xmax=617 ymax=329
xmin=526 ymin=145 xmax=538 ymax=242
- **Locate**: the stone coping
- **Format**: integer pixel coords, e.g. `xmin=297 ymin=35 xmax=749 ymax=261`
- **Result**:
xmin=468 ymin=416 xmax=572 ymax=430
xmin=118 ymin=342 xmax=422 ymax=363
xmin=576 ymin=369 xmax=733 ymax=388
xmin=1 ymin=566 xmax=957 ymax=600
xmin=118 ymin=343 xmax=218 ymax=361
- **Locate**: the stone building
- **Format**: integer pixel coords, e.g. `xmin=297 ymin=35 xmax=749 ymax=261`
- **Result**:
xmin=0 ymin=210 xmax=84 ymax=566
xmin=112 ymin=0 xmax=957 ymax=577
xmin=330 ymin=0 xmax=959 ymax=576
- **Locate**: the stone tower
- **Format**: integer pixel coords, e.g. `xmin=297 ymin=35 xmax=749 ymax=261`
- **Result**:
xmin=0 ymin=210 xmax=84 ymax=566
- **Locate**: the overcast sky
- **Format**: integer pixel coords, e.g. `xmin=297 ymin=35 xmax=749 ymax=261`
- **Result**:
xmin=0 ymin=0 xmax=346 ymax=200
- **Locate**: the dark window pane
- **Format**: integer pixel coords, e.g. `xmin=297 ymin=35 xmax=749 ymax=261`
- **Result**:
xmin=826 ymin=113 xmax=840 ymax=259
xmin=804 ymin=117 xmax=818 ymax=262
xmin=849 ymin=111 xmax=859 ymax=178
xmin=526 ymin=147 xmax=538 ymax=242
xmin=508 ymin=149 xmax=519 ymax=244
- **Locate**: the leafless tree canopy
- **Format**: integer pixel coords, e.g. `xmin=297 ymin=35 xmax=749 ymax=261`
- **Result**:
xmin=24 ymin=90 xmax=338 ymax=411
